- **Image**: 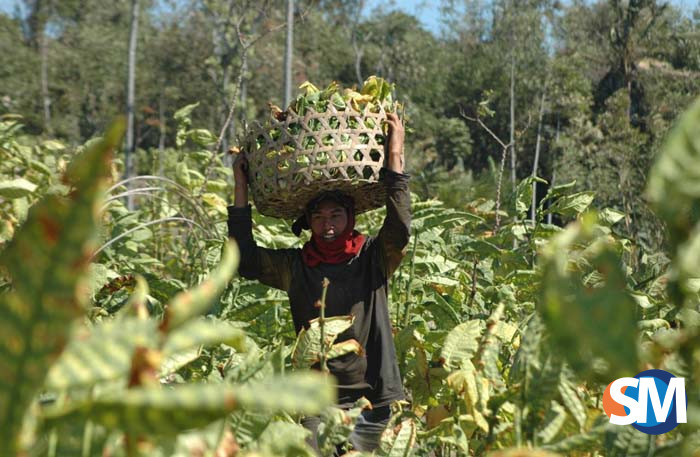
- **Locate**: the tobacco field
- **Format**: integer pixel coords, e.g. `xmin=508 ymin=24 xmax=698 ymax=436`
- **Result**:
xmin=1 ymin=94 xmax=700 ymax=456
xmin=2 ymin=0 xmax=700 ymax=455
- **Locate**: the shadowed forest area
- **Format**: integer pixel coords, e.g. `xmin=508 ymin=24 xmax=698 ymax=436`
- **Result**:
xmin=2 ymin=0 xmax=699 ymax=247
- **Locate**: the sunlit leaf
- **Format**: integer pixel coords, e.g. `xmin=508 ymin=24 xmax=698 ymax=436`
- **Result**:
xmin=45 ymin=318 xmax=157 ymax=390
xmin=291 ymin=315 xmax=354 ymax=369
xmin=44 ymin=372 xmax=336 ymax=435
xmin=440 ymin=321 xmax=483 ymax=371
xmin=0 ymin=178 xmax=37 ymax=199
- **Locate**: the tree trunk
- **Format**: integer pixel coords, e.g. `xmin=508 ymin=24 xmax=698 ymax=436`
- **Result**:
xmin=547 ymin=119 xmax=560 ymax=225
xmin=158 ymin=88 xmax=165 ymax=176
xmin=509 ymin=50 xmax=516 ymax=189
xmin=530 ymin=79 xmax=548 ymax=224
xmin=220 ymin=63 xmax=230 ymax=153
xmin=240 ymin=60 xmax=248 ymax=126
xmin=225 ymin=59 xmax=248 ymax=169
xmin=353 ymin=42 xmax=364 ymax=86
xmin=39 ymin=29 xmax=51 ymax=135
xmin=283 ymin=0 xmax=294 ymax=108
xmin=125 ymin=0 xmax=140 ymax=210
xmin=158 ymin=89 xmax=165 ymax=153
xmin=351 ymin=0 xmax=367 ymax=86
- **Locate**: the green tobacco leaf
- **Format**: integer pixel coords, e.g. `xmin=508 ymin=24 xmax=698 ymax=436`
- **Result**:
xmin=0 ymin=119 xmax=124 ymax=455
xmin=226 ymin=299 xmax=275 ymax=322
xmin=548 ymin=192 xmax=595 ymax=218
xmin=330 ymin=92 xmax=346 ymax=110
xmin=173 ymin=102 xmax=199 ymax=124
xmin=515 ymin=176 xmax=547 ymax=215
xmin=326 ymin=338 xmax=363 ymax=360
xmin=45 ymin=318 xmax=157 ymax=390
xmin=478 ymin=303 xmax=505 ymax=384
xmin=412 ymin=209 xmax=483 ymax=231
xmin=429 ymin=292 xmax=461 ymax=329
xmin=539 ymin=216 xmax=638 ymax=379
xmin=380 ymin=419 xmax=416 ymax=457
xmin=163 ymin=241 xmax=239 ymax=331
xmin=446 ymin=361 xmax=489 ymax=432
xmin=440 ymin=321 xmax=484 ymax=371
xmin=630 ymin=293 xmax=653 ymax=309
xmin=202 ymin=192 xmax=228 ymax=215
xmin=558 ymin=371 xmax=586 ymax=430
xmin=361 ymin=76 xmax=379 ymax=97
xmin=228 ymin=411 xmax=272 ymax=447
xmin=606 ymin=424 xmax=653 ymax=457
xmin=46 ymin=372 xmax=335 ymax=435
xmin=175 ymin=162 xmax=191 ymax=187
xmin=160 ymin=348 xmax=200 ymax=377
xmin=510 ymin=314 xmax=543 ymax=384
xmin=599 ymin=208 xmax=626 ymax=226
xmin=251 ymin=421 xmax=315 ymax=456
xmin=537 ymin=401 xmax=567 ymax=444
xmin=545 ymin=180 xmax=577 ymax=198
xmin=0 ymin=178 xmax=37 ymax=198
xmin=291 ymin=315 xmax=354 ymax=369
xmin=162 ymin=318 xmax=247 ymax=357
xmin=528 ymin=356 xmax=564 ymax=412
xmin=317 ymin=406 xmax=361 ymax=453
xmin=188 ymin=128 xmax=216 ymax=146
xmin=542 ymin=418 xmax=608 ymax=453
xmin=41 ymin=139 xmax=66 ymax=151
xmin=637 ymin=318 xmax=670 ymax=331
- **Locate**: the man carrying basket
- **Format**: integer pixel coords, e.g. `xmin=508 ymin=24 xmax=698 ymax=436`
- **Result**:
xmin=227 ymin=112 xmax=409 ymax=454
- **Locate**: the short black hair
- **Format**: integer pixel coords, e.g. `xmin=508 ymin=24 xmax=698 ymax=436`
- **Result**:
xmin=306 ymin=190 xmax=354 ymax=215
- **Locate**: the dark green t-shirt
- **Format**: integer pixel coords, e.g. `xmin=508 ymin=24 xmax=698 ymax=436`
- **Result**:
xmin=227 ymin=169 xmax=411 ymax=408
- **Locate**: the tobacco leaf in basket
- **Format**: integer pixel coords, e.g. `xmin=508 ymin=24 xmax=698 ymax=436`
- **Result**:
xmin=287 ymin=76 xmax=399 ymax=120
xmin=253 ymin=76 xmax=400 ymax=163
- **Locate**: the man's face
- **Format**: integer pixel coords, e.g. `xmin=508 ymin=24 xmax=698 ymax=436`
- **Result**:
xmin=310 ymin=200 xmax=348 ymax=241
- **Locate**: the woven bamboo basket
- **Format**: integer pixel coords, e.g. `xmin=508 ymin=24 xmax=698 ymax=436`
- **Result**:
xmin=241 ymin=103 xmax=389 ymax=220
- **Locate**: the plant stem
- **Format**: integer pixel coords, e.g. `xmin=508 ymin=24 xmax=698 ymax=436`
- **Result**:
xmin=319 ymin=277 xmax=330 ymax=373
xmin=403 ymin=229 xmax=419 ymax=327
xmin=81 ymin=420 xmax=94 ymax=457
xmin=514 ymin=405 xmax=522 ymax=448
xmin=467 ymin=256 xmax=479 ymax=311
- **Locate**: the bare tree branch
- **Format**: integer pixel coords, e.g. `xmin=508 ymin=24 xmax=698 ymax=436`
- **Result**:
xmin=461 ymin=108 xmax=512 ymax=233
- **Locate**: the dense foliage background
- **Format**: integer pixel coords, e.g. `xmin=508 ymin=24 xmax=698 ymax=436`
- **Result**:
xmin=2 ymin=0 xmax=699 ymax=248
xmin=1 ymin=0 xmax=700 ymax=456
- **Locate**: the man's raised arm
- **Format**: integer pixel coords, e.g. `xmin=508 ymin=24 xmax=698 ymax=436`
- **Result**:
xmin=377 ymin=113 xmax=411 ymax=278
xmin=227 ymin=154 xmax=294 ymax=291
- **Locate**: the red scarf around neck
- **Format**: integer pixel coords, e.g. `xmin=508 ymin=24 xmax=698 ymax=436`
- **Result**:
xmin=301 ymin=213 xmax=366 ymax=267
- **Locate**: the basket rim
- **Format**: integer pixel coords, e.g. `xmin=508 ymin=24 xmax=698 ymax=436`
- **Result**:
xmin=251 ymin=179 xmax=387 ymax=220
xmin=239 ymin=102 xmax=389 ymax=147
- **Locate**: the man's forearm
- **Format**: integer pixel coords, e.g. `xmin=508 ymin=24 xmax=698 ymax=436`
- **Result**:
xmin=234 ymin=184 xmax=248 ymax=208
xmin=378 ymin=168 xmax=411 ymax=277
xmin=386 ymin=153 xmax=404 ymax=173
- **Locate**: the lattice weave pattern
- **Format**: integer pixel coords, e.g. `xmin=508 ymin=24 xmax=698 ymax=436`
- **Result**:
xmin=241 ymin=104 xmax=388 ymax=220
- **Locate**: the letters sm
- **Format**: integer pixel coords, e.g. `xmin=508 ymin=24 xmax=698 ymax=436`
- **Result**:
xmin=608 ymin=377 xmax=687 ymax=425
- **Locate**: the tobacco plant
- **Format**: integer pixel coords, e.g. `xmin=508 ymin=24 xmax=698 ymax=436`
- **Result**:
xmin=2 ymin=98 xmax=700 ymax=456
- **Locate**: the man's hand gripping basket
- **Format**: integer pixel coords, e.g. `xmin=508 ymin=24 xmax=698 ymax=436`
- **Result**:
xmin=241 ymin=103 xmax=389 ymax=220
